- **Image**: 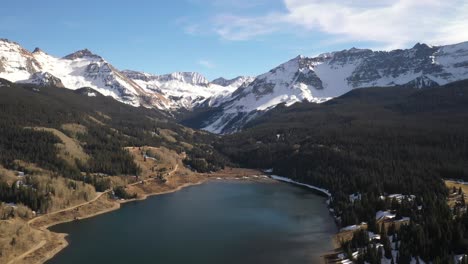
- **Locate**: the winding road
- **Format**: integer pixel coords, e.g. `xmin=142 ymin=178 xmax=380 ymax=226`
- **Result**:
xmin=9 ymin=163 xmax=180 ymax=264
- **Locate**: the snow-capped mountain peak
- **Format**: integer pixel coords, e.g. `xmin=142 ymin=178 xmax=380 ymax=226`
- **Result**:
xmin=159 ymin=72 xmax=209 ymax=86
xmin=122 ymin=70 xmax=250 ymax=109
xmin=199 ymin=41 xmax=468 ymax=134
xmin=212 ymin=76 xmax=255 ymax=88
xmin=63 ymin=48 xmax=103 ymax=60
xmin=2 ymin=38 xmax=468 ymax=134
xmin=0 ymin=39 xmax=42 ymax=81
xmin=0 ymin=40 xmax=170 ymax=109
xmin=32 ymin=47 xmax=45 ymax=54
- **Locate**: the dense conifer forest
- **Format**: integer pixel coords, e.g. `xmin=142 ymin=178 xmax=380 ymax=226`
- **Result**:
xmin=0 ymin=79 xmax=227 ymax=212
xmin=1 ymin=77 xmax=468 ymax=262
xmin=216 ymin=80 xmax=468 ymax=262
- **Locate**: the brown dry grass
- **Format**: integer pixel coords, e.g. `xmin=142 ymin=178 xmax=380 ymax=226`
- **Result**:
xmin=180 ymin=141 xmax=194 ymax=150
xmin=333 ymin=223 xmax=368 ymax=248
xmin=8 ymin=160 xmax=97 ymax=213
xmin=45 ymin=177 xmax=96 ymax=212
xmin=29 ymin=194 xmax=119 ymax=230
xmin=0 ymin=166 xmax=18 ymax=184
xmin=0 ymin=219 xmax=43 ymax=264
xmin=87 ymin=115 xmax=105 ymax=126
xmin=30 ymin=127 xmax=90 ymax=167
xmin=0 ymin=203 xmax=34 ymax=220
xmin=61 ymin=123 xmax=87 ymax=138
xmin=445 ymin=180 xmax=468 ymax=207
xmin=127 ymin=146 xmax=182 ymax=179
xmin=12 ymin=160 xmax=48 ymax=175
xmin=158 ymin=129 xmax=177 ymax=143
xmin=2 ymin=144 xmax=270 ymax=264
xmin=95 ymin=111 xmax=111 ymax=120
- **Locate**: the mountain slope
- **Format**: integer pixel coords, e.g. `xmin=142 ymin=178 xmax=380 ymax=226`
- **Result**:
xmin=0 ymin=39 xmax=171 ymax=108
xmin=195 ymin=42 xmax=468 ymax=134
xmin=0 ymin=38 xmax=253 ymax=111
xmin=0 ymin=77 xmax=228 ymax=175
xmin=215 ymin=80 xmax=468 ymax=263
xmin=2 ymin=38 xmax=468 ymax=134
xmin=122 ymin=70 xmax=251 ymax=109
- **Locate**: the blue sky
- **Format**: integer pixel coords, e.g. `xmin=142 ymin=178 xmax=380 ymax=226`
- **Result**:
xmin=1 ymin=0 xmax=467 ymax=80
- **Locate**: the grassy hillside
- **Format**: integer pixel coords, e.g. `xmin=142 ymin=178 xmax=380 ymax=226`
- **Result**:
xmin=0 ymin=79 xmax=228 ymax=214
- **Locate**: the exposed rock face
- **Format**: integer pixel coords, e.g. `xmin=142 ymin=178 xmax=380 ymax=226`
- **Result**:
xmin=0 ymin=39 xmax=42 ymax=80
xmin=212 ymin=76 xmax=255 ymax=88
xmin=122 ymin=70 xmax=252 ymax=109
xmin=17 ymin=71 xmax=65 ymax=87
xmin=63 ymin=49 xmax=103 ymax=60
xmin=0 ymin=39 xmax=169 ymax=108
xmin=1 ymin=38 xmax=468 ymax=134
xmin=199 ymin=42 xmax=468 ymax=134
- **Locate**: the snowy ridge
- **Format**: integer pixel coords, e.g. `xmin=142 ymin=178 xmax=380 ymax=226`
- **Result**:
xmin=212 ymin=76 xmax=255 ymax=89
xmin=0 ymin=39 xmax=42 ymax=81
xmin=0 ymin=39 xmax=170 ymax=108
xmin=122 ymin=70 xmax=251 ymax=109
xmin=17 ymin=71 xmax=64 ymax=87
xmin=200 ymin=41 xmax=468 ymax=134
xmin=2 ymin=38 xmax=468 ymax=127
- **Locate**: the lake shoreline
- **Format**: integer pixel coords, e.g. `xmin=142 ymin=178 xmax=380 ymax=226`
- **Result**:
xmin=267 ymin=174 xmax=343 ymax=262
xmin=8 ymin=168 xmax=338 ymax=264
xmin=10 ymin=168 xmax=271 ymax=264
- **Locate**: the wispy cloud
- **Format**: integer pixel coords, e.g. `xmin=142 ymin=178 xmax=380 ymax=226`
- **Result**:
xmin=213 ymin=13 xmax=285 ymax=41
xmin=198 ymin=59 xmax=216 ymax=68
xmin=191 ymin=0 xmax=468 ymax=48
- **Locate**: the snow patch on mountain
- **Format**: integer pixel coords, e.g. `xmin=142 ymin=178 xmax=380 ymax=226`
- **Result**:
xmin=17 ymin=71 xmax=64 ymax=87
xmin=122 ymin=70 xmax=251 ymax=109
xmin=2 ymin=38 xmax=468 ymax=134
xmin=200 ymin=41 xmax=468 ymax=134
xmin=0 ymin=39 xmax=169 ymax=108
xmin=0 ymin=39 xmax=41 ymax=82
xmin=212 ymin=76 xmax=254 ymax=89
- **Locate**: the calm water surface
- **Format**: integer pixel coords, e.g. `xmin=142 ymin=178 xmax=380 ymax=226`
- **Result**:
xmin=47 ymin=181 xmax=336 ymax=264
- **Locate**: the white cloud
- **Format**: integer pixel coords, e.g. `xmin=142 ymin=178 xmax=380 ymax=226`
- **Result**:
xmin=213 ymin=13 xmax=285 ymax=41
xmin=184 ymin=24 xmax=201 ymax=35
xmin=198 ymin=59 xmax=216 ymax=68
xmin=209 ymin=0 xmax=468 ymax=48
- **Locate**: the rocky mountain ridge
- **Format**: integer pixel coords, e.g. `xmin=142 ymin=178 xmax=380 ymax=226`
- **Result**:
xmin=1 ymin=38 xmax=468 ymax=134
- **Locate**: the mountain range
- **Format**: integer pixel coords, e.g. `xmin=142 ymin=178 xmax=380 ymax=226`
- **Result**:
xmin=1 ymin=38 xmax=468 ymax=133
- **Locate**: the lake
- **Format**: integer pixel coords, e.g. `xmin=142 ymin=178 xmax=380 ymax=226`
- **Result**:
xmin=47 ymin=180 xmax=336 ymax=264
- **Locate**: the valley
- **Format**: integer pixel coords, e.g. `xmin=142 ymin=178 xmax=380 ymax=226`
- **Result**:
xmin=1 ymin=37 xmax=468 ymax=263
xmin=3 ymin=150 xmax=267 ymax=264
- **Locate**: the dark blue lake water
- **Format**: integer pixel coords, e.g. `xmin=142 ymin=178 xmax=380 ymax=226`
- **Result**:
xmin=47 ymin=181 xmax=336 ymax=264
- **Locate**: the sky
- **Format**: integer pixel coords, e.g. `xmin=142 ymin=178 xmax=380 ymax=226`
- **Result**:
xmin=1 ymin=0 xmax=467 ymax=80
